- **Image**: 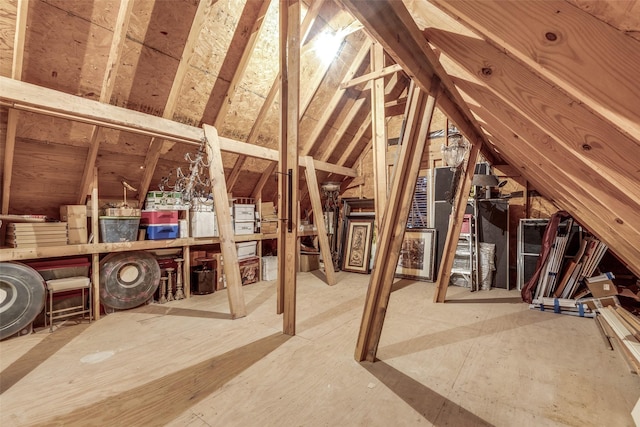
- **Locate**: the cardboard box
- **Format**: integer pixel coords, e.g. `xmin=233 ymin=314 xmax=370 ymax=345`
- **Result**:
xmin=300 ymin=254 xmax=320 ymax=272
xmin=60 ymin=205 xmax=88 ymax=244
xmin=239 ymin=256 xmax=260 ymax=285
xmin=261 ymin=221 xmax=278 ymax=235
xmin=586 ymin=278 xmax=618 ymax=298
xmin=581 ymin=295 xmax=619 ymax=310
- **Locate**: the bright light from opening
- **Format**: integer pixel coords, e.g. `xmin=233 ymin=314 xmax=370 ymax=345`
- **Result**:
xmin=315 ymin=30 xmax=343 ymax=65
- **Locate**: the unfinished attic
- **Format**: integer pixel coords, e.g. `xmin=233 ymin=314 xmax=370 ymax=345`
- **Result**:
xmin=1 ymin=0 xmax=640 ymax=425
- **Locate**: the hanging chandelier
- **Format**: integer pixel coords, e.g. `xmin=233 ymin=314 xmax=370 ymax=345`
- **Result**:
xmin=441 ymin=132 xmax=469 ymax=171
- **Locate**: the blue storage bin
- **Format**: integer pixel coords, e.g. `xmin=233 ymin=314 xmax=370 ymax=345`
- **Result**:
xmin=146 ymin=224 xmax=179 ymax=240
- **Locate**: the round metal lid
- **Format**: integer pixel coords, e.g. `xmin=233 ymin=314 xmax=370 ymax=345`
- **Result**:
xmin=99 ymin=251 xmax=160 ymax=310
xmin=0 ymin=262 xmax=46 ymax=340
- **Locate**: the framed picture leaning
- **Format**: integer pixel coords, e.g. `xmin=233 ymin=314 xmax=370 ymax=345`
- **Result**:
xmin=395 ymin=228 xmax=436 ymax=281
xmin=342 ymin=218 xmax=374 ymax=273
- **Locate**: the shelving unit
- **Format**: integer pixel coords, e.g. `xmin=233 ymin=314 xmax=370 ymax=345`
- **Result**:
xmin=0 ymin=232 xmax=279 ymax=322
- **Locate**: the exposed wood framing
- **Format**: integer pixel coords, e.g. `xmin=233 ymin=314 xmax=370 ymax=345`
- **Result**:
xmin=203 ymin=125 xmax=246 ymax=319
xmin=340 ymin=63 xmax=402 ymax=89
xmin=355 ymin=82 xmax=439 ymax=362
xmin=318 ymin=93 xmax=367 ymax=162
xmin=431 ymin=0 xmax=640 ymax=138
xmin=277 ymin=0 xmax=300 ymax=335
xmin=251 ymin=21 xmax=370 ymax=200
xmin=226 ymin=0 xmax=324 ymax=190
xmin=0 ymin=77 xmax=354 ymax=174
xmin=334 ymin=72 xmax=403 ymax=169
xmin=77 ymin=0 xmax=135 ymax=204
xmin=299 ymin=40 xmax=372 ymax=156
xmin=137 ymin=0 xmax=217 ymax=201
xmin=302 ymin=156 xmax=337 ymax=286
xmin=2 ymin=0 xmax=28 ymax=214
xmin=206 ymin=0 xmax=271 ymax=128
xmin=425 ymin=28 xmax=640 ymax=274
xmin=370 ymin=42 xmax=387 ymax=231
xmin=432 ymin=143 xmax=480 ymax=303
xmin=338 ymin=0 xmax=496 ymax=164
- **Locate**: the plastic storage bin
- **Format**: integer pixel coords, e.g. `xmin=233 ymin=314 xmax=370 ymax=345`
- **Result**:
xmin=99 ymin=217 xmax=140 ymax=243
xmin=140 ymin=210 xmax=178 ymax=226
xmin=146 ymin=224 xmax=179 ymax=240
xmin=236 ymin=241 xmax=257 ymax=259
xmin=234 ymin=204 xmax=256 ymax=222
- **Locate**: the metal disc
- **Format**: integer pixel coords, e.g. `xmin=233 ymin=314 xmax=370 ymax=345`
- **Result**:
xmin=99 ymin=251 xmax=160 ymax=310
xmin=0 ymin=262 xmax=46 ymax=340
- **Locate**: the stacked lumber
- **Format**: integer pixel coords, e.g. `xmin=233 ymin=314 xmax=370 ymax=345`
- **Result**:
xmin=529 ymin=297 xmax=595 ymax=318
xmin=6 ymin=222 xmax=68 ymax=248
xmin=598 ymin=306 xmax=640 ymax=374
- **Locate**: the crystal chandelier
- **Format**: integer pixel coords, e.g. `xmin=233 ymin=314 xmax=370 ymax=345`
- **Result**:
xmin=441 ymin=132 xmax=469 ymax=171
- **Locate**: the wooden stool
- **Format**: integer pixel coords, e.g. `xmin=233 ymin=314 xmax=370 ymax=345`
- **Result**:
xmin=45 ymin=276 xmax=92 ymax=332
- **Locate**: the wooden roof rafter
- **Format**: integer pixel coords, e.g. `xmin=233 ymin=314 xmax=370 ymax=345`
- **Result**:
xmin=430 ymin=0 xmax=640 ymax=139
xmin=337 ymin=0 xmax=497 ymax=166
xmin=227 ymin=0 xmax=325 ymax=192
xmin=136 ymin=0 xmax=216 ymax=202
xmin=205 ymin=0 xmax=271 ymax=129
xmin=298 ymin=39 xmax=372 ymax=157
xmin=76 ymin=0 xmax=136 ymax=205
xmin=425 ymin=27 xmax=640 ymax=236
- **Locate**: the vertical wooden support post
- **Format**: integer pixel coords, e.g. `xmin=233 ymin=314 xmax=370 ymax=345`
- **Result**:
xmin=91 ymin=168 xmax=100 ymax=320
xmin=354 ymin=82 xmax=440 ymax=362
xmin=303 ymin=156 xmax=337 ymax=286
xmin=370 ymin=42 xmax=387 ymax=232
xmin=2 ymin=0 xmax=28 ymax=214
xmin=432 ymin=142 xmax=480 ymax=303
xmin=277 ymin=0 xmax=300 ymax=335
xmin=203 ymin=124 xmax=247 ymax=318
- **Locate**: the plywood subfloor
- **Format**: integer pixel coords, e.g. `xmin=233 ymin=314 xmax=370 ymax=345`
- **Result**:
xmin=1 ymin=272 xmax=638 ymax=426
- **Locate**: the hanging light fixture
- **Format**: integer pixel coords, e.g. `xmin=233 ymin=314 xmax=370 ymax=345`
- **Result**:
xmin=441 ymin=132 xmax=469 ymax=171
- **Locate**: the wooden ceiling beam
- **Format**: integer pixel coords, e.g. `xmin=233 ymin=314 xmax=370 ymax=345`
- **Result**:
xmin=2 ymin=0 xmax=29 ymax=214
xmin=430 ymin=0 xmax=640 ymax=139
xmin=226 ymin=0 xmax=324 ymax=191
xmin=340 ymin=63 xmax=403 ymax=89
xmin=77 ymin=0 xmax=136 ymax=204
xmin=0 ymin=78 xmax=354 ymax=177
xmin=338 ymin=0 xmax=495 ymax=164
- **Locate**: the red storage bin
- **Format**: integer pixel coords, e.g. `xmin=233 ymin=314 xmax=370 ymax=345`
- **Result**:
xmin=140 ymin=210 xmax=178 ymax=226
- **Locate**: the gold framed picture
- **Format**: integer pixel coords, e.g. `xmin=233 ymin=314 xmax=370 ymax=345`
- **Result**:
xmin=342 ymin=218 xmax=374 ymax=274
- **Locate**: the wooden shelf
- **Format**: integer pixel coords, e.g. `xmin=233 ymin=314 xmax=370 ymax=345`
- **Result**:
xmin=0 ymin=233 xmax=281 ymax=262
